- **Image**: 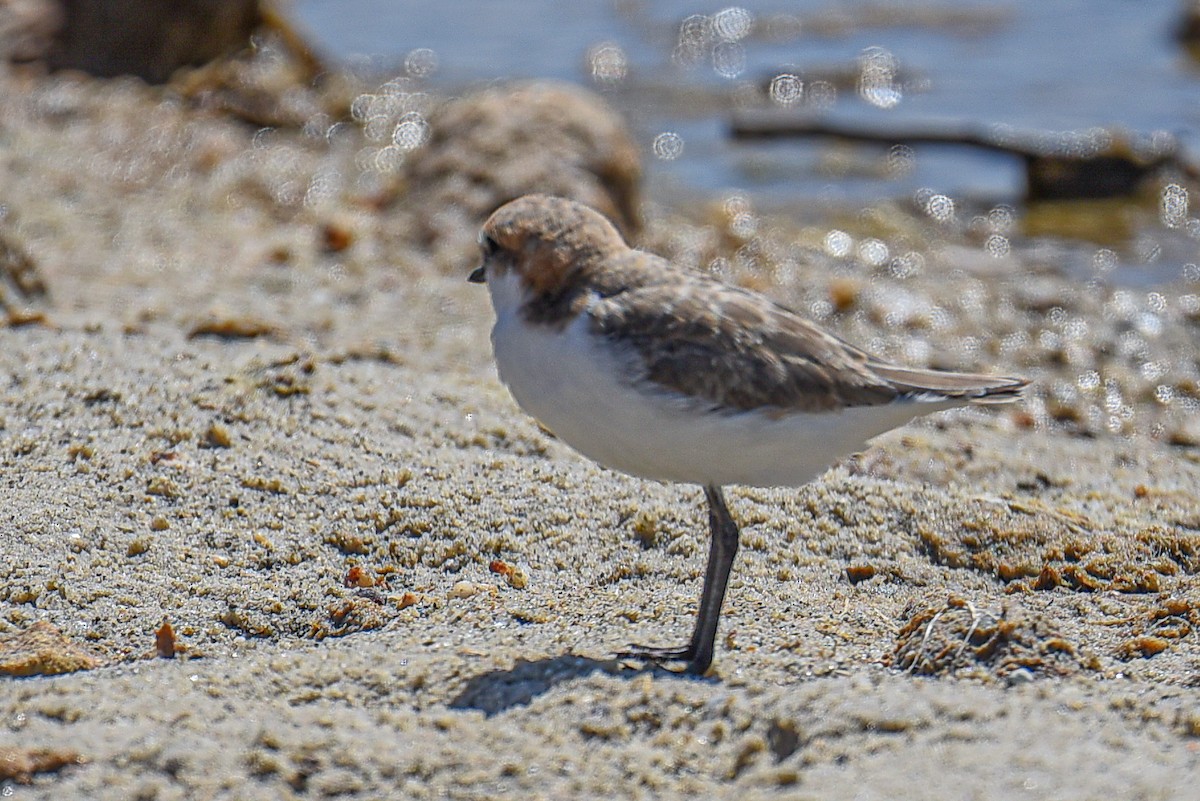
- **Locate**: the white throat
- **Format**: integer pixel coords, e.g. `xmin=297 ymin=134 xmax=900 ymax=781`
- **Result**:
xmin=485 ymin=266 xmax=527 ymax=328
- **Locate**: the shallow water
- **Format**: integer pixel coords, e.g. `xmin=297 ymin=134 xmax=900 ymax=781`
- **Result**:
xmin=295 ymin=2 xmax=1197 ymax=191
xmin=293 ymin=0 xmax=1200 ymax=281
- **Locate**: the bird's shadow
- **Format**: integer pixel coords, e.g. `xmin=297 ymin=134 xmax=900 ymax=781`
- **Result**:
xmin=448 ymin=653 xmax=716 ymax=716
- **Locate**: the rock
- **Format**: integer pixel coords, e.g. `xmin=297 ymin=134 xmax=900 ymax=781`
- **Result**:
xmin=3 ymin=0 xmax=261 ymax=82
xmin=399 ymin=81 xmax=643 ymax=264
xmin=0 ymin=1 xmax=338 ymax=126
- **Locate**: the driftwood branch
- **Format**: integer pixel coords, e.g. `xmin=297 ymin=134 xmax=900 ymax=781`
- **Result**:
xmin=730 ymin=110 xmax=1196 ymax=200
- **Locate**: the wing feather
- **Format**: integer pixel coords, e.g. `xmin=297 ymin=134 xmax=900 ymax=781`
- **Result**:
xmin=587 ymin=272 xmax=1026 ymax=414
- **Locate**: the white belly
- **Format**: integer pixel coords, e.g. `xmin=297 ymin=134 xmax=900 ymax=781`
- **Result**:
xmin=490 ymin=297 xmax=958 ymax=488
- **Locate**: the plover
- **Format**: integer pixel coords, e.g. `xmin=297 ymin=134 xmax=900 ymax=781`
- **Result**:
xmin=470 ymin=194 xmax=1027 ymax=675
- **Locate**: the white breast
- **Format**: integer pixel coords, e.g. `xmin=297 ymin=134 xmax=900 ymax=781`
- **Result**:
xmin=487 ymin=272 xmax=959 ymax=488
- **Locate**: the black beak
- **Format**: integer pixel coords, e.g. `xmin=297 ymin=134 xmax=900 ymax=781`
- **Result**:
xmin=468 ymin=265 xmax=486 ymax=284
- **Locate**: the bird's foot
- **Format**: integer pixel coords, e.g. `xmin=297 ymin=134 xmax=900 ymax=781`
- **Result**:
xmin=617 ymin=643 xmax=709 ymax=675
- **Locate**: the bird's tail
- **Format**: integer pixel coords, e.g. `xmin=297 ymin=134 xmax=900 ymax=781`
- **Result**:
xmin=868 ymin=363 xmax=1029 ymax=405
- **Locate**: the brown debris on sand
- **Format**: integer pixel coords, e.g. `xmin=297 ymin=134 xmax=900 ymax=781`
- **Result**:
xmin=0 ymin=222 xmax=49 ymax=316
xmin=0 ymin=746 xmax=87 ymax=784
xmin=0 ymin=621 xmax=103 ymax=677
xmin=892 ymin=596 xmax=1093 ymax=678
xmin=916 ymin=497 xmax=1200 ymax=594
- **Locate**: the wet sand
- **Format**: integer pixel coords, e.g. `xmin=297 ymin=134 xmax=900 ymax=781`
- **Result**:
xmin=0 ymin=71 xmax=1198 ymax=798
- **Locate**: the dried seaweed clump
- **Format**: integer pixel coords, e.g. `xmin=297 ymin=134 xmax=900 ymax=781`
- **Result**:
xmin=891 ymin=596 xmax=1095 ymax=679
xmin=0 ymin=621 xmax=103 ymax=677
xmin=918 ymin=499 xmax=1200 ymax=594
xmin=1116 ymin=596 xmax=1200 ymax=660
xmin=0 ymin=747 xmax=86 ymax=784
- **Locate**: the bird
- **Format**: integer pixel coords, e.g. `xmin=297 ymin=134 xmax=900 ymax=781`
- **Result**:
xmin=469 ymin=193 xmax=1028 ymax=675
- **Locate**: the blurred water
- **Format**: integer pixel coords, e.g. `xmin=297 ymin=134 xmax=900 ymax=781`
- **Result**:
xmin=294 ymin=0 xmax=1200 ymax=282
xmin=294 ymin=0 xmax=1197 ymax=199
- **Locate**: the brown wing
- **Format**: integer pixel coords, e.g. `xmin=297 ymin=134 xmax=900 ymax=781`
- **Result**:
xmin=588 ymin=274 xmax=1027 ymax=414
xmin=588 ymin=276 xmax=899 ymax=413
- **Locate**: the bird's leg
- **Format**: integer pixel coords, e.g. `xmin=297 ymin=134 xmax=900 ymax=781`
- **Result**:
xmin=619 ymin=485 xmax=741 ymax=675
xmin=687 ymin=485 xmax=741 ymax=674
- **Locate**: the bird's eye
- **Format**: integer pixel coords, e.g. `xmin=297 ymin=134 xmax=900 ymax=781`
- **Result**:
xmin=480 ymin=234 xmax=499 ymax=256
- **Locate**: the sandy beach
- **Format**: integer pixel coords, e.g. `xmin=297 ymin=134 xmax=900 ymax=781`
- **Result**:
xmin=0 ymin=60 xmax=1199 ymax=800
